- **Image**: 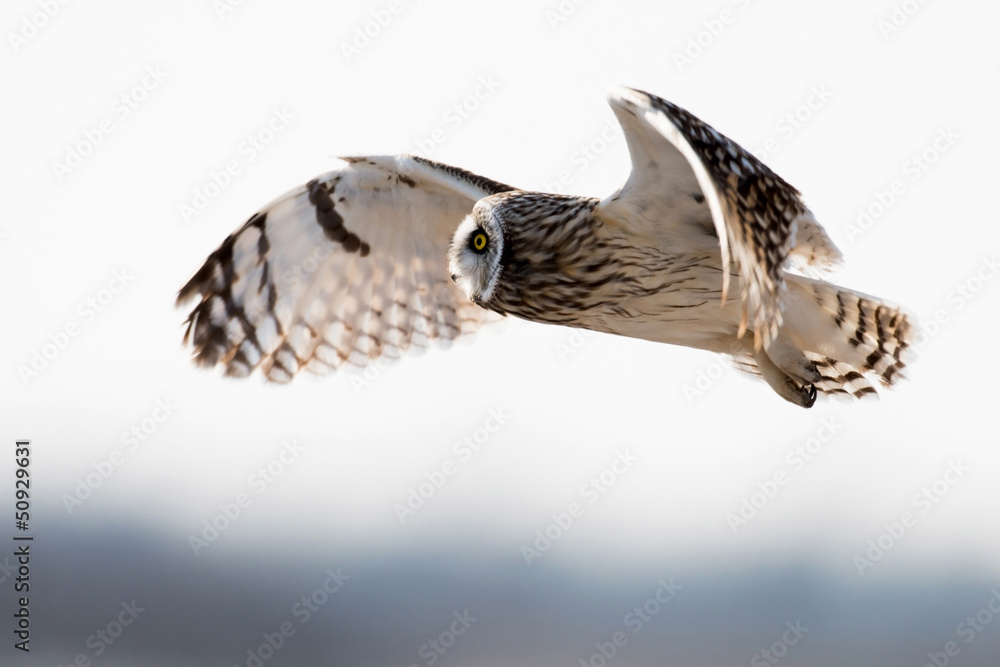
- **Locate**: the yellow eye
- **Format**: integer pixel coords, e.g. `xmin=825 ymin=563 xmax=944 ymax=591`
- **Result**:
xmin=472 ymin=232 xmax=488 ymax=252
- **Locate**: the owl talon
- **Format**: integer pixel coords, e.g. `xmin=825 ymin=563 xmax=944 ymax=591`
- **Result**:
xmin=802 ymin=384 xmax=817 ymax=408
xmin=747 ymin=339 xmax=818 ymax=408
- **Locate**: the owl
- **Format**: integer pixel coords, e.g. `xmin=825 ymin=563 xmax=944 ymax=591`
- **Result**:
xmin=177 ymin=87 xmax=910 ymax=408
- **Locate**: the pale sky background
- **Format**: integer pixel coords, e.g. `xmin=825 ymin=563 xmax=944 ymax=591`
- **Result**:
xmin=3 ymin=1 xmax=1000 ymax=665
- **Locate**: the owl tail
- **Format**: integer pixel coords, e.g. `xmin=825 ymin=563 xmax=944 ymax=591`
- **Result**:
xmin=734 ymin=274 xmax=912 ymax=407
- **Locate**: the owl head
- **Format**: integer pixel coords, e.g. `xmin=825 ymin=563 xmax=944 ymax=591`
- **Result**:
xmin=448 ymin=201 xmax=506 ymax=307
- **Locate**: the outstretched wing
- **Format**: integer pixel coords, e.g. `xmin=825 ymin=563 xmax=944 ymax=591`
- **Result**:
xmin=177 ymin=155 xmax=514 ymax=382
xmin=600 ymin=86 xmax=841 ymax=349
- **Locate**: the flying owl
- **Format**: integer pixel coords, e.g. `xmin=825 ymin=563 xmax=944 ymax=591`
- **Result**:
xmin=177 ymin=87 xmax=910 ymax=408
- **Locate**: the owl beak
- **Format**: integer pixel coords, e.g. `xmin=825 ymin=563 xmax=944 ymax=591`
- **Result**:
xmin=450 ymin=273 xmax=458 ymax=283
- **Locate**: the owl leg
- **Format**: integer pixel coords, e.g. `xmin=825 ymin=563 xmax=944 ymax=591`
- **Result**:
xmin=765 ymin=329 xmax=822 ymax=386
xmin=744 ymin=338 xmax=817 ymax=408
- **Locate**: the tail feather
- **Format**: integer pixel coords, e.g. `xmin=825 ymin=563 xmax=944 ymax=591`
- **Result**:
xmin=780 ymin=275 xmax=911 ymax=399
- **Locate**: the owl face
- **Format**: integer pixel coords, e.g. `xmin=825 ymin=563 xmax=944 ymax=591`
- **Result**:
xmin=448 ymin=205 xmax=505 ymax=307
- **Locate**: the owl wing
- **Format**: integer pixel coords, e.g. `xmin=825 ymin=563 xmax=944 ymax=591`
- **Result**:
xmin=177 ymin=155 xmax=514 ymax=382
xmin=601 ymin=86 xmax=841 ymax=349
